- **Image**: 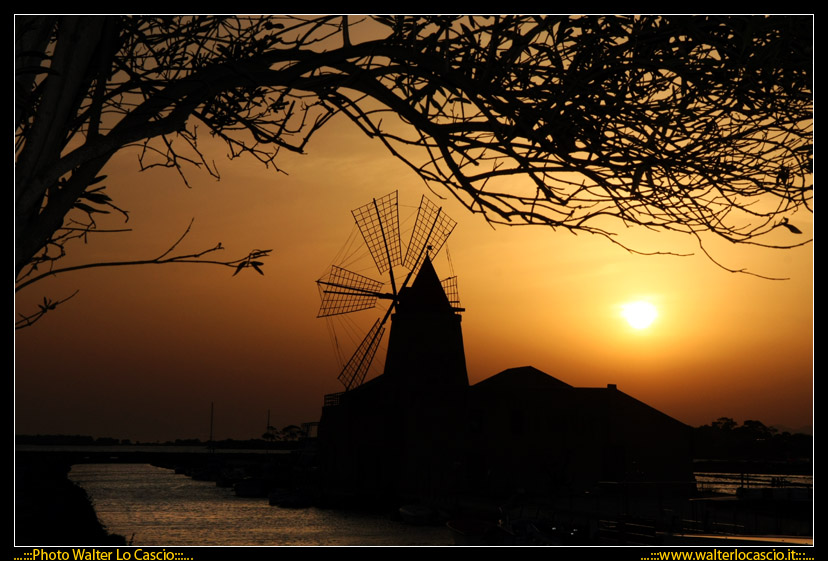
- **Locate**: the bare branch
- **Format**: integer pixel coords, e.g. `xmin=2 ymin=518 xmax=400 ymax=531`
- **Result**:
xmin=15 ymin=15 xmax=812 ymax=322
xmin=15 ymin=220 xmax=272 ymax=294
xmin=15 ymin=290 xmax=80 ymax=330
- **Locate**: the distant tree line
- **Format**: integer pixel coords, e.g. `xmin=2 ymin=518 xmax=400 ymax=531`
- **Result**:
xmin=694 ymin=417 xmax=811 ymax=463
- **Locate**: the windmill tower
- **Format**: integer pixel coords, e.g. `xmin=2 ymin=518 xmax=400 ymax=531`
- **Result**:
xmin=316 ymin=191 xmax=467 ymax=393
xmin=316 ymin=191 xmax=470 ymax=500
xmin=382 ymin=254 xmax=468 ymax=389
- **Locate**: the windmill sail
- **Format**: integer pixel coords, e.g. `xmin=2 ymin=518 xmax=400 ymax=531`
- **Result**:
xmin=404 ymin=195 xmax=457 ymax=273
xmin=441 ymin=276 xmax=463 ymax=312
xmin=317 ymin=266 xmax=385 ymax=318
xmin=352 ymin=191 xmax=402 ymax=274
xmin=337 ymin=318 xmax=385 ymax=391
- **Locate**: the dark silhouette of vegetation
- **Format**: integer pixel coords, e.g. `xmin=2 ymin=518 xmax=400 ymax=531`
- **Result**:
xmin=16 ymin=16 xmax=812 ymax=325
xmin=264 ymin=424 xmax=303 ymax=443
xmin=694 ymin=417 xmax=812 ymax=465
xmin=16 ymin=454 xmax=127 ymax=545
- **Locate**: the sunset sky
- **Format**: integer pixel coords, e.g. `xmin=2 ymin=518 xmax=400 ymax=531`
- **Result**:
xmin=14 ymin=111 xmax=813 ymax=443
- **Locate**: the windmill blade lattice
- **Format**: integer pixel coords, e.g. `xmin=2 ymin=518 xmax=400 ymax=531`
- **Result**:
xmin=403 ymin=195 xmax=457 ymax=273
xmin=352 ymin=191 xmax=402 ymax=274
xmin=337 ymin=318 xmax=386 ymax=391
xmin=441 ymin=276 xmax=462 ymax=312
xmin=317 ymin=266 xmax=385 ymax=318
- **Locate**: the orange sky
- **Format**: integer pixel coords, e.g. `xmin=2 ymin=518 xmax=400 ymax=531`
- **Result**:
xmin=14 ymin=114 xmax=813 ymax=442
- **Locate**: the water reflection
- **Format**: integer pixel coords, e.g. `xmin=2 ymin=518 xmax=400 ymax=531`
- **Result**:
xmin=69 ymin=464 xmax=453 ymax=546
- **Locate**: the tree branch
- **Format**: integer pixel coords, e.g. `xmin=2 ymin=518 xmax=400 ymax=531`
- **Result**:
xmin=15 ymin=220 xmax=272 ymax=294
xmin=15 ymin=15 xmax=812 ymax=312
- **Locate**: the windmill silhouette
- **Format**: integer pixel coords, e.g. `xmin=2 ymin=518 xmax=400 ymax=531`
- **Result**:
xmin=317 ymin=191 xmax=461 ymax=392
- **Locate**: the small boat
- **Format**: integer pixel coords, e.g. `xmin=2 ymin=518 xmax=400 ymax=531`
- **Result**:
xmin=500 ymin=518 xmax=563 ymax=546
xmin=446 ymin=519 xmax=502 ymax=545
xmin=233 ymin=477 xmax=268 ymax=498
xmin=399 ymin=504 xmax=436 ymax=525
xmin=268 ymin=488 xmax=312 ymax=508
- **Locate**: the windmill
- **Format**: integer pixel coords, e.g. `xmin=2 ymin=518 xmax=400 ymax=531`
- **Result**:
xmin=317 ymin=191 xmax=461 ymax=392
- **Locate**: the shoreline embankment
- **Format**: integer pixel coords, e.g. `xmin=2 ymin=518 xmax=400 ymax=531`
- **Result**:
xmin=15 ymin=452 xmax=127 ymax=546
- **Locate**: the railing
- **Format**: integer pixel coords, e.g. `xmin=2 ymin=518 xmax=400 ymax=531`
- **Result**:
xmin=695 ymin=472 xmax=813 ymax=495
xmin=598 ymin=517 xmax=660 ymax=546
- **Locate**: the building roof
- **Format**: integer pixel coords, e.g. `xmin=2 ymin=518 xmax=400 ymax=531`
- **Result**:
xmin=472 ymin=365 xmax=573 ymax=390
xmin=396 ymin=256 xmax=452 ymax=315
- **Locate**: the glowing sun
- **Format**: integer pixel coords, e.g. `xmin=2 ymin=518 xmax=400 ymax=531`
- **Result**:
xmin=621 ymin=301 xmax=658 ymax=329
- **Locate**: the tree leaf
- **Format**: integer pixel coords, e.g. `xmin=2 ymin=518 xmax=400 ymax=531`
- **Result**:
xmin=73 ymin=202 xmax=109 ymax=214
xmin=780 ymin=222 xmax=802 ymax=234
